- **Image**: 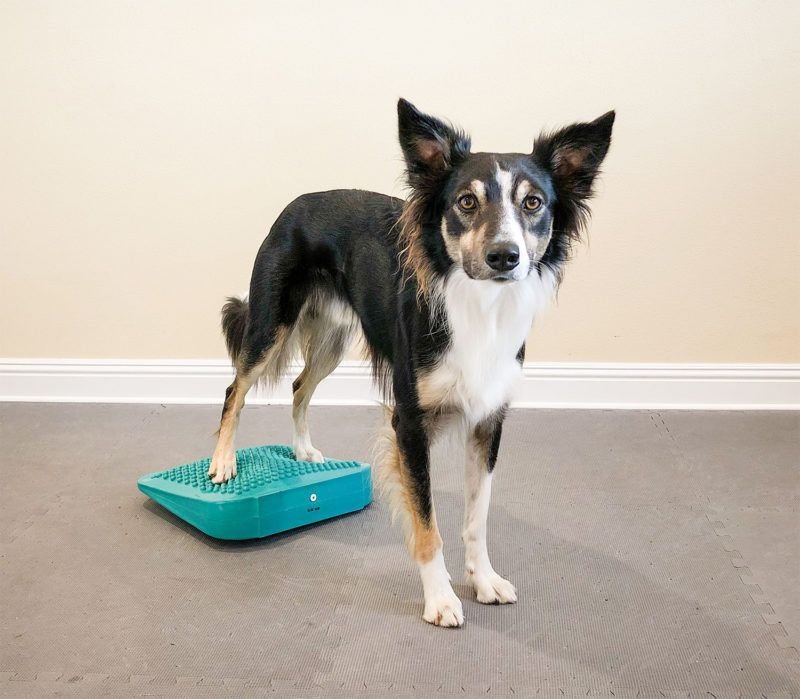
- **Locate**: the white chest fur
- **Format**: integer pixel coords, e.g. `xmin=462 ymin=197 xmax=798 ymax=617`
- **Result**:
xmin=419 ymin=268 xmax=556 ymax=424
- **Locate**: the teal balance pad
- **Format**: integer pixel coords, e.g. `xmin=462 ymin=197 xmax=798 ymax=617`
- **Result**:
xmin=138 ymin=445 xmax=372 ymax=540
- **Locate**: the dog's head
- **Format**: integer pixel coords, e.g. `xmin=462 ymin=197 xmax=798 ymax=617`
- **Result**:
xmin=397 ymin=98 xmax=614 ymax=284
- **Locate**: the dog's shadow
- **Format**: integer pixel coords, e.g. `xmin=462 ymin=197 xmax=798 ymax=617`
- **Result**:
xmin=140 ymin=475 xmax=795 ymax=693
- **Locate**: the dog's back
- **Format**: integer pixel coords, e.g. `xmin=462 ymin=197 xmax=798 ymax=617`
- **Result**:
xmin=233 ymin=189 xmax=404 ymax=369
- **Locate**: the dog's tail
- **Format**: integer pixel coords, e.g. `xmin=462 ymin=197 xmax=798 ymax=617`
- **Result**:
xmin=221 ymin=296 xmax=248 ymax=363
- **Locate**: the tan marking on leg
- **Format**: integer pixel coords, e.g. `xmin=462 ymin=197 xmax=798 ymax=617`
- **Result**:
xmin=209 ymin=325 xmax=296 ymax=484
xmin=375 ymin=411 xmax=443 ymax=560
xmin=208 ymin=372 xmax=252 ymax=483
xmin=375 ymin=410 xmax=463 ymax=626
xmin=375 ymin=414 xmax=422 ymax=555
xmin=410 ymin=506 xmax=443 ymax=565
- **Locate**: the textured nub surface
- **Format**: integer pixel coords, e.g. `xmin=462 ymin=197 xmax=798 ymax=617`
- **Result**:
xmin=153 ymin=445 xmax=361 ymax=495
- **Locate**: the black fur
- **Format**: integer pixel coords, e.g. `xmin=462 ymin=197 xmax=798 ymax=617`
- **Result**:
xmin=239 ymin=190 xmax=404 ymax=374
xmin=221 ymin=296 xmax=248 ymax=363
xmin=219 ymin=99 xmax=613 ymax=530
xmin=397 ymin=98 xmax=471 ymax=193
xmin=532 ymin=111 xmax=616 ymax=275
xmin=486 ymin=418 xmax=504 ymax=474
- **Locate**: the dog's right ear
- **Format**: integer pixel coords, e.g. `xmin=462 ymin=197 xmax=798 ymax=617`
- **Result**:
xmin=398 ymin=98 xmax=471 ymax=189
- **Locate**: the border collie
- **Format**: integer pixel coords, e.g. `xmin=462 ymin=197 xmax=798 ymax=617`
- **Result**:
xmin=209 ymin=99 xmax=614 ymax=627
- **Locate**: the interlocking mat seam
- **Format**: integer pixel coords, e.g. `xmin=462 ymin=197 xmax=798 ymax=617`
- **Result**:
xmin=2 ymin=406 xmax=798 ymax=697
xmin=652 ymin=411 xmax=800 ymax=674
xmin=1 ymin=672 xmax=798 ymax=697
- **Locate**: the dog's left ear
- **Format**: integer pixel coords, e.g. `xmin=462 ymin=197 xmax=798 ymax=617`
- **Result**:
xmin=532 ymin=111 xmax=615 ymax=201
xmin=398 ymin=98 xmax=471 ymax=189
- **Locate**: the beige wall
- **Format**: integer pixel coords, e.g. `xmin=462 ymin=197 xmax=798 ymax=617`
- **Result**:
xmin=1 ymin=1 xmax=798 ymax=362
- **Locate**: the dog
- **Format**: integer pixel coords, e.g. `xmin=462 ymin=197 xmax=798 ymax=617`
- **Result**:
xmin=208 ymin=99 xmax=614 ymax=627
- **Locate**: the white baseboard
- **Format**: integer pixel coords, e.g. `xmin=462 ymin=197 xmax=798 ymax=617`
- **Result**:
xmin=0 ymin=359 xmax=798 ymax=409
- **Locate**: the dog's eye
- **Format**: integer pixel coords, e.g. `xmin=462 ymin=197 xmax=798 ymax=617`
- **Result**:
xmin=457 ymin=194 xmax=477 ymax=212
xmin=523 ymin=195 xmax=542 ymax=212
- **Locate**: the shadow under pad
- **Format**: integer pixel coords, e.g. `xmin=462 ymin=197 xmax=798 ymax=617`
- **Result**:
xmin=138 ymin=445 xmax=372 ymax=539
xmin=0 ymin=404 xmax=797 ymax=697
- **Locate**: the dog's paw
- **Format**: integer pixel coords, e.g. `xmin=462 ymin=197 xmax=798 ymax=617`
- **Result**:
xmin=208 ymin=451 xmax=237 ymax=484
xmin=422 ymin=589 xmax=464 ymax=628
xmin=469 ymin=571 xmax=517 ymax=605
xmin=294 ymin=445 xmax=325 ymax=463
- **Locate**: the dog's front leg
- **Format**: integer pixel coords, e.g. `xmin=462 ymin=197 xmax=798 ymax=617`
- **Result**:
xmin=463 ymin=412 xmax=517 ymax=605
xmin=383 ymin=407 xmax=464 ymax=627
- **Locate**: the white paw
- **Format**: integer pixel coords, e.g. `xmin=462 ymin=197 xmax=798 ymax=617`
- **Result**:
xmin=422 ymin=589 xmax=464 ymax=628
xmin=294 ymin=445 xmax=325 ymax=463
xmin=469 ymin=571 xmax=517 ymax=605
xmin=208 ymin=451 xmax=237 ymax=483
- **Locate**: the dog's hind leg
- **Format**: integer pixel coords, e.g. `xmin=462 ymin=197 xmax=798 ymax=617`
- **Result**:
xmin=209 ymin=324 xmax=297 ymax=483
xmin=291 ymin=296 xmax=353 ymax=462
xmin=208 ymin=371 xmax=254 ymax=484
xmin=463 ymin=411 xmax=517 ymax=604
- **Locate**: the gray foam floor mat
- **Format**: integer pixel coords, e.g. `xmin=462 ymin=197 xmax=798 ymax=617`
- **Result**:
xmin=0 ymin=404 xmax=797 ymax=697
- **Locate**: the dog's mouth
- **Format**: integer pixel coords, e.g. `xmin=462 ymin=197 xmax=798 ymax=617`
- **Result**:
xmin=461 ymin=259 xmax=531 ymax=283
xmin=462 ymin=267 xmax=523 ymax=283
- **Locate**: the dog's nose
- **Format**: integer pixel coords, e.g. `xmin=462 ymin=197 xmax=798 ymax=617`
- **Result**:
xmin=485 ymin=244 xmax=520 ymax=272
